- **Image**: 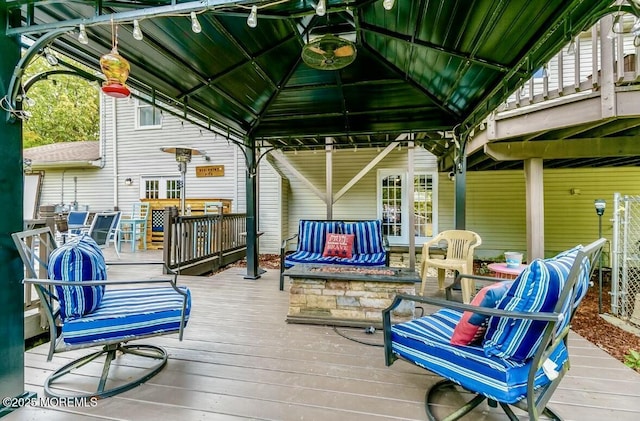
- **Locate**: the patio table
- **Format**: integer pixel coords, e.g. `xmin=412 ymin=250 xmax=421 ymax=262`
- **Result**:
xmin=487 ymin=262 xmax=527 ymax=279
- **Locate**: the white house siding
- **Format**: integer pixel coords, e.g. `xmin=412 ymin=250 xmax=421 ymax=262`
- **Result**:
xmin=273 ymin=146 xmax=438 ymax=240
xmin=36 ymin=167 xmax=114 ymax=212
xmin=110 ymin=96 xmax=238 ymax=212
xmin=257 ymin=160 xmax=283 ymax=254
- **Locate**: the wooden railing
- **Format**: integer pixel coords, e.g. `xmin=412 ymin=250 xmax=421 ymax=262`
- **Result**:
xmin=503 ymin=14 xmax=640 ymax=111
xmin=162 ymin=207 xmax=247 ymax=275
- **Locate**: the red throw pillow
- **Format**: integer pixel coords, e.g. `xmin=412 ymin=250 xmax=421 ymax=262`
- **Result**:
xmin=450 ymin=281 xmax=512 ymax=346
xmin=322 ymin=233 xmax=355 ymax=259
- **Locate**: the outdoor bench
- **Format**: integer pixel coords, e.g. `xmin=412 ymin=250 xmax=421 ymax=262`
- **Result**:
xmin=279 ymin=219 xmax=389 ymax=290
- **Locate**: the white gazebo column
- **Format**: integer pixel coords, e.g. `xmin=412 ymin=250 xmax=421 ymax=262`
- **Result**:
xmin=524 ymin=158 xmax=544 ymax=260
xmin=408 ymin=140 xmax=416 ymax=270
xmin=326 ymin=137 xmax=333 ymax=219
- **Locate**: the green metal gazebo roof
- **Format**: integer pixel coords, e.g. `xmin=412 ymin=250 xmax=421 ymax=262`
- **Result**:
xmin=5 ymin=0 xmax=618 ymax=161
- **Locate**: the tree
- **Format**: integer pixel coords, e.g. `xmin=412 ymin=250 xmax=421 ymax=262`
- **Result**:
xmin=22 ymin=56 xmax=100 ymax=148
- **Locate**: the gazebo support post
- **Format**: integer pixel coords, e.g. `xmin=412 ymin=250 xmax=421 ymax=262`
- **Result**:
xmin=244 ymin=136 xmax=260 ymax=279
xmin=0 ymin=4 xmax=36 ymax=416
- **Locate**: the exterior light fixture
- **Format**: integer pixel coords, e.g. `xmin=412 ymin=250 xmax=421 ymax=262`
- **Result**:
xmin=594 ymin=199 xmax=606 ymax=216
xmin=383 ymin=0 xmax=396 ymax=11
xmin=191 ymin=11 xmax=202 ymax=33
xmin=247 ymin=5 xmax=258 ymax=28
xmin=316 ymin=0 xmax=326 ymax=16
xmin=132 ymin=19 xmax=143 ymax=41
xmin=78 ymin=24 xmax=89 ymax=45
xmin=124 ymin=177 xmax=133 ymax=186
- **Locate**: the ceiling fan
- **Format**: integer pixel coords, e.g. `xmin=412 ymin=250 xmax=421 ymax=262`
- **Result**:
xmin=301 ymin=34 xmax=357 ymax=70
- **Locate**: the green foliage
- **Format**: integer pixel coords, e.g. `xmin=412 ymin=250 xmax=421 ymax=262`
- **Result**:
xmin=22 ymin=56 xmax=99 ymax=148
xmin=624 ymin=349 xmax=640 ymax=370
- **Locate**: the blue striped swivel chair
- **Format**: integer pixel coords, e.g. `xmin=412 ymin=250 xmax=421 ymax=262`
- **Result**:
xmin=383 ymin=239 xmax=605 ymax=421
xmin=12 ymin=227 xmax=191 ymax=400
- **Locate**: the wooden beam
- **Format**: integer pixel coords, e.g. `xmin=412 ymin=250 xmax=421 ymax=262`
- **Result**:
xmin=268 ymin=151 xmax=325 ymax=200
xmin=326 ymin=138 xmax=333 ymax=220
xmin=484 ymin=137 xmax=640 ymax=161
xmin=333 ymin=141 xmax=400 ymax=202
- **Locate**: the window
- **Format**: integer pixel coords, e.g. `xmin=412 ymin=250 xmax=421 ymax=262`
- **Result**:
xmin=378 ymin=170 xmax=437 ymax=245
xmin=141 ymin=177 xmax=180 ymax=199
xmin=135 ymin=99 xmax=162 ymax=129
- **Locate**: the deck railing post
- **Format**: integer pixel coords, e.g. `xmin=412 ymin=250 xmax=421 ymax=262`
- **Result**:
xmin=162 ymin=206 xmax=177 ymax=273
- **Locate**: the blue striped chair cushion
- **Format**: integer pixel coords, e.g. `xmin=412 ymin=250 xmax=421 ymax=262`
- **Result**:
xmin=48 ymin=235 xmax=107 ymax=320
xmin=390 ymin=308 xmax=568 ymax=404
xmin=341 ymin=220 xmax=385 ymax=254
xmin=62 ymin=286 xmax=191 ymax=345
xmin=285 ymin=251 xmax=338 ymax=267
xmin=483 ymin=247 xmax=589 ymax=363
xmin=298 ymin=220 xmax=341 ymax=254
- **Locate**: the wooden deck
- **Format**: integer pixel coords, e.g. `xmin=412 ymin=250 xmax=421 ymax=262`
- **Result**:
xmin=6 ymin=247 xmax=640 ymax=420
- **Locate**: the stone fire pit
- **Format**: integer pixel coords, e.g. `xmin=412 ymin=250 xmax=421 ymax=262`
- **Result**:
xmin=283 ymin=264 xmax=419 ymax=327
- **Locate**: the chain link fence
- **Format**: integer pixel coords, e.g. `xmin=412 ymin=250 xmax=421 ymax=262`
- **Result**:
xmin=611 ymin=193 xmax=640 ymax=326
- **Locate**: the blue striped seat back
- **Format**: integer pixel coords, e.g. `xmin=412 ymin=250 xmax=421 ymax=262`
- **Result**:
xmin=341 ymin=220 xmax=385 ymax=254
xmin=483 ymin=246 xmax=589 ymax=362
xmin=48 ymin=235 xmax=107 ymax=320
xmin=297 ymin=220 xmax=341 ymax=254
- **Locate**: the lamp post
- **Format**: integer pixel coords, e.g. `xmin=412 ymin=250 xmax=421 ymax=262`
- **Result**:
xmin=160 ymin=147 xmax=205 ymax=215
xmin=594 ymin=199 xmax=606 ymax=314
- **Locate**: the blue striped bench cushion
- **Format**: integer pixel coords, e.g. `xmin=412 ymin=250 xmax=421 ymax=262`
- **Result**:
xmin=62 ymin=286 xmax=191 ymax=346
xmin=285 ymin=251 xmax=386 ymax=268
xmin=298 ymin=220 xmax=341 ymax=254
xmin=390 ymin=308 xmax=568 ymax=404
xmin=285 ymin=251 xmax=338 ymax=267
xmin=341 ymin=220 xmax=385 ymax=254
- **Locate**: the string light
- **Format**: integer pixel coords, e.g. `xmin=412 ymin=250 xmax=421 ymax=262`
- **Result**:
xmin=316 ymin=0 xmax=326 ymax=16
xmin=247 ymin=5 xmax=258 ymax=28
xmin=78 ymin=24 xmax=89 ymax=44
xmin=44 ymin=48 xmax=59 ymax=66
xmin=191 ymin=11 xmax=202 ymax=33
xmin=383 ymin=0 xmax=395 ymax=11
xmin=566 ymin=38 xmax=576 ymax=55
xmin=132 ymin=19 xmax=143 ymax=41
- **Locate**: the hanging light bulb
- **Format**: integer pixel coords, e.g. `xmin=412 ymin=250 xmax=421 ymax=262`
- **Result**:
xmin=542 ymin=64 xmax=549 ymax=78
xmin=78 ymin=24 xmax=89 ymax=45
xmin=566 ymin=38 xmax=576 ymax=55
xmin=191 ymin=11 xmax=202 ymax=33
xmin=635 ymin=35 xmax=640 ymax=48
xmin=608 ymin=14 xmax=622 ymax=39
xmin=383 ymin=0 xmax=395 ymax=11
xmin=44 ymin=48 xmax=59 ymax=66
xmin=247 ymin=5 xmax=258 ymax=28
xmin=132 ymin=19 xmax=143 ymax=41
xmin=316 ymin=0 xmax=326 ymax=16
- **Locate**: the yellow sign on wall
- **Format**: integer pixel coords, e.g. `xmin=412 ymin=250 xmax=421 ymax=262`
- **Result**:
xmin=195 ymin=165 xmax=225 ymax=177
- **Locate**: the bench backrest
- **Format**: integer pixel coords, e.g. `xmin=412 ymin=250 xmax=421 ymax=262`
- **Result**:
xmin=296 ymin=219 xmax=385 ymax=255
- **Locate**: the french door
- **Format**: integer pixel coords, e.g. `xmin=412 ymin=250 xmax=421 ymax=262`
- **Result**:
xmin=378 ymin=170 xmax=437 ymax=245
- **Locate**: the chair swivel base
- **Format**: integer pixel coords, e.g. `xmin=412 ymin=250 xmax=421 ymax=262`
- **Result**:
xmin=44 ymin=343 xmax=168 ymax=399
xmin=425 ymin=380 xmax=563 ymax=421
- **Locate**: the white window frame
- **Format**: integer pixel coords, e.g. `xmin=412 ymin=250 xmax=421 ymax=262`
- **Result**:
xmin=376 ymin=169 xmax=438 ymax=246
xmin=134 ymin=98 xmax=162 ymax=130
xmin=140 ymin=176 xmax=181 ymax=199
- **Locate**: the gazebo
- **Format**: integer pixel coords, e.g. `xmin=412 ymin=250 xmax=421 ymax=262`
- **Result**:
xmin=0 ymin=0 xmax=628 ymax=411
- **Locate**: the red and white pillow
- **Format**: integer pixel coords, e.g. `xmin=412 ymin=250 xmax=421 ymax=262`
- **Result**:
xmin=322 ymin=233 xmax=355 ymax=259
xmin=450 ymin=281 xmax=513 ymax=346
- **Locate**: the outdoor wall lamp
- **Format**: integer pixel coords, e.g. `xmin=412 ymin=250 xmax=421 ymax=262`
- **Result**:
xmin=594 ymin=199 xmax=606 ymax=216
xmin=124 ymin=177 xmax=133 ymax=186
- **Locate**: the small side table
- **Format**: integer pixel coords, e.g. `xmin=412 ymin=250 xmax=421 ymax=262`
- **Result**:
xmin=487 ymin=262 xmax=527 ymax=279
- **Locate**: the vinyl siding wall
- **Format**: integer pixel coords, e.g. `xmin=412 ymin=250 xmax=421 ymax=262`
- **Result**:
xmin=438 ymin=167 xmax=640 ymax=261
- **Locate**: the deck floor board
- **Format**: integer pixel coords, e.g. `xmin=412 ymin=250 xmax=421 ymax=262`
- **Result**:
xmin=7 ymin=249 xmax=640 ymax=420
